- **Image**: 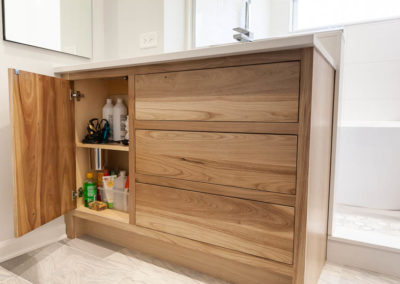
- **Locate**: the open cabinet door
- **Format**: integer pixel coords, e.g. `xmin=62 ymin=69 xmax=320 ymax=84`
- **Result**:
xmin=9 ymin=69 xmax=76 ymax=237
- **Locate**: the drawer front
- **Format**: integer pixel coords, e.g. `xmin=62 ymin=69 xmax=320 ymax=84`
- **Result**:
xmin=136 ymin=183 xmax=295 ymax=264
xmin=135 ymin=62 xmax=300 ymax=122
xmin=136 ymin=130 xmax=297 ymax=194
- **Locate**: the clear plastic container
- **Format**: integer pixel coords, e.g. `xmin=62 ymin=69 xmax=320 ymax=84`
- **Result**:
xmin=98 ymin=187 xmax=129 ymax=212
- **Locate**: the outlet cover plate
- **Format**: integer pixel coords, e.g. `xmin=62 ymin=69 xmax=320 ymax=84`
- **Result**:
xmin=140 ymin=32 xmax=158 ymax=49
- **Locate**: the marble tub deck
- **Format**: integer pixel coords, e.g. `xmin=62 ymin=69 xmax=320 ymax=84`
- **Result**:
xmin=1 ymin=236 xmax=399 ymax=284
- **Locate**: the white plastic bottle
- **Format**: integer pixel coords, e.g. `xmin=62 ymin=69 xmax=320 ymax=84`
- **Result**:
xmin=112 ymin=98 xmax=127 ymax=142
xmin=102 ymin=99 xmax=114 ymax=141
xmin=114 ymin=170 xmax=127 ymax=191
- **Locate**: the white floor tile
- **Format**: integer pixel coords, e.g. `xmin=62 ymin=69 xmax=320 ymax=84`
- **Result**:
xmin=61 ymin=235 xmax=123 ymax=259
xmin=106 ymin=249 xmax=227 ymax=284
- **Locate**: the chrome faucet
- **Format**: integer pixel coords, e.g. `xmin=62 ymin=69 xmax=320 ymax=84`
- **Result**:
xmin=233 ymin=0 xmax=253 ymax=42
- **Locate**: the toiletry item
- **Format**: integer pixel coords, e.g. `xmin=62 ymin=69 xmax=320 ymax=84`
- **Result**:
xmin=123 ymin=175 xmax=129 ymax=211
xmin=114 ymin=171 xmax=127 ymax=211
xmin=82 ymin=118 xmax=110 ymax=144
xmin=112 ymin=98 xmax=127 ymax=142
xmin=89 ymin=201 xmax=107 ymax=211
xmin=84 ymin=172 xmax=97 ymax=207
xmin=102 ymin=99 xmax=114 ymax=141
xmin=115 ymin=170 xmax=127 ymax=191
xmin=96 ymin=170 xmax=104 ymax=201
xmin=90 ymin=148 xmax=105 ymax=171
xmin=124 ymin=176 xmax=129 ymax=192
xmin=103 ymin=175 xmax=116 ymax=208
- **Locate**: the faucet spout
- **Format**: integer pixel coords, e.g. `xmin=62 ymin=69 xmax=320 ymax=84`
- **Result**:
xmin=233 ymin=0 xmax=253 ymax=42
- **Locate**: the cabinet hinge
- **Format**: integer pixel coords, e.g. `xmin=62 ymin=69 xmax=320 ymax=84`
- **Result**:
xmin=70 ymin=90 xmax=84 ymax=101
xmin=15 ymin=69 xmax=20 ymax=75
xmin=72 ymin=187 xmax=83 ymax=200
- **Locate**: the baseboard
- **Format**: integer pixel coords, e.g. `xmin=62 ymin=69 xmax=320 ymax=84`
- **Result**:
xmin=327 ymin=236 xmax=400 ymax=278
xmin=0 ymin=222 xmax=66 ymax=263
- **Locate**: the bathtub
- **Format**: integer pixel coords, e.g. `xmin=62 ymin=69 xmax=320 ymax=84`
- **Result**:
xmin=334 ymin=121 xmax=400 ymax=210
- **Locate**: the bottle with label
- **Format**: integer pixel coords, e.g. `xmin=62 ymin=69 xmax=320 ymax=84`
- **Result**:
xmin=84 ymin=172 xmax=97 ymax=207
xmin=96 ymin=170 xmax=104 ymax=202
xmin=112 ymin=98 xmax=127 ymax=142
xmin=102 ymin=99 xmax=114 ymax=141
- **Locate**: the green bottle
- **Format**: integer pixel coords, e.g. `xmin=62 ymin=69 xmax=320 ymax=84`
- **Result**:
xmin=84 ymin=172 xmax=97 ymax=207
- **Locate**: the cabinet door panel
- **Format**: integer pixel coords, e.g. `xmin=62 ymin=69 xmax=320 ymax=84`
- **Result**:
xmin=135 ymin=62 xmax=300 ymax=122
xmin=136 ymin=183 xmax=295 ymax=264
xmin=9 ymin=69 xmax=76 ymax=237
xmin=136 ymin=130 xmax=297 ymax=194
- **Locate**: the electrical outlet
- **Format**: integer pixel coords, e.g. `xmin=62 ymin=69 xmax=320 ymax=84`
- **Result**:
xmin=140 ymin=32 xmax=158 ymax=49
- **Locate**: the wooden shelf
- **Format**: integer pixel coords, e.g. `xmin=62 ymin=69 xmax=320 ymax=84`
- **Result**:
xmin=76 ymin=142 xmax=129 ymax=152
xmin=74 ymin=206 xmax=129 ymax=224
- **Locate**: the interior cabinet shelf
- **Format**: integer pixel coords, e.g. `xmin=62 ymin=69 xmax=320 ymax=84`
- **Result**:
xmin=74 ymin=206 xmax=129 ymax=224
xmin=76 ymin=142 xmax=129 ymax=152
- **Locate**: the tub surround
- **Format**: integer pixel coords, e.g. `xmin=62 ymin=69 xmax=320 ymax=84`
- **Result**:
xmin=335 ymin=121 xmax=400 ymax=210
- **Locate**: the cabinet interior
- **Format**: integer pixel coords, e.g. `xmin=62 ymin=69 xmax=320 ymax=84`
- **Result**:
xmin=73 ymin=77 xmax=130 ymax=217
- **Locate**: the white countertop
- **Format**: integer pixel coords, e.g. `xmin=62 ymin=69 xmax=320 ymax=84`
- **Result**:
xmin=54 ymin=31 xmax=343 ymax=75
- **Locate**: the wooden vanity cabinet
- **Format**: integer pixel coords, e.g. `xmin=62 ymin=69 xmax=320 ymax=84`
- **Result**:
xmin=9 ymin=47 xmax=335 ymax=284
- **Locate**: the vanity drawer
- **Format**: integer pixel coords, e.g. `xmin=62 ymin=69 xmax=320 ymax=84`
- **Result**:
xmin=136 ymin=183 xmax=295 ymax=264
xmin=135 ymin=61 xmax=300 ymax=122
xmin=136 ymin=130 xmax=297 ymax=194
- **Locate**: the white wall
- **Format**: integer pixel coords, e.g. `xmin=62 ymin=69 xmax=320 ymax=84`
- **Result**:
xmin=195 ymin=0 xmax=292 ymax=48
xmin=0 ymin=4 xmax=90 ymax=262
xmin=115 ymin=0 xmax=165 ymax=58
xmin=164 ymin=0 xmax=186 ymax=52
xmin=98 ymin=0 xmax=187 ymax=59
xmin=195 ymin=0 xmax=242 ymax=47
xmin=60 ymin=0 xmax=92 ymax=57
xmin=340 ymin=19 xmax=400 ymax=122
xmin=250 ymin=0 xmax=270 ymax=39
xmin=267 ymin=0 xmax=292 ymax=37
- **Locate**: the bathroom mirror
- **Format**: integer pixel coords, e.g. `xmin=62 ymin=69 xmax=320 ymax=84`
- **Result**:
xmin=2 ymin=0 xmax=92 ymax=58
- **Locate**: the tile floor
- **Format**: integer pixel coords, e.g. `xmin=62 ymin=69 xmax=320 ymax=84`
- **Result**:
xmin=0 ymin=266 xmax=30 ymax=284
xmin=333 ymin=204 xmax=400 ymax=249
xmin=0 ymin=236 xmax=399 ymax=284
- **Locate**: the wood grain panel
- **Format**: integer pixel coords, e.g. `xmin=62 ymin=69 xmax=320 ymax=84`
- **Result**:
xmin=128 ymin=75 xmax=136 ymax=224
xmin=135 ymin=173 xmax=296 ymax=206
xmin=60 ymin=49 xmax=302 ymax=80
xmin=136 ymin=183 xmax=295 ymax=264
xmin=135 ymin=120 xmax=299 ymax=134
xmin=72 ymin=208 xmax=293 ymax=279
xmin=136 ymin=130 xmax=297 ymax=194
xmin=304 ymin=49 xmax=335 ymax=284
xmin=9 ymin=69 xmax=76 ymax=237
xmin=135 ymin=62 xmax=300 ymax=122
xmin=293 ymin=48 xmax=314 ymax=284
xmin=74 ymin=218 xmax=293 ymax=284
